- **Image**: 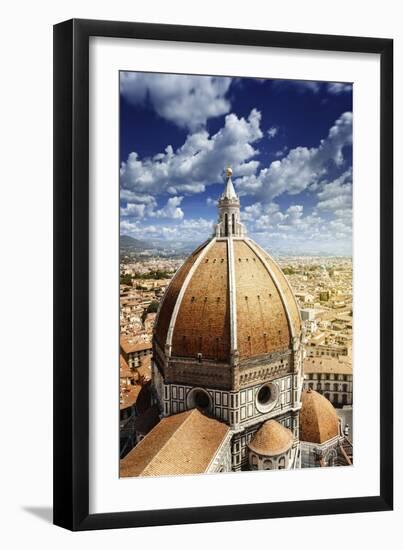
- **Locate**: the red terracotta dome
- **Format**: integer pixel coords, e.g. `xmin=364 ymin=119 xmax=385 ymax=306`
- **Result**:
xmin=248 ymin=419 xmax=293 ymax=456
xmin=300 ymin=389 xmax=340 ymax=444
xmin=154 ymin=237 xmax=301 ymax=363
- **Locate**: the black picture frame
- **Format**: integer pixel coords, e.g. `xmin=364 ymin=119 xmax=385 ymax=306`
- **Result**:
xmin=53 ymin=18 xmax=393 ymax=531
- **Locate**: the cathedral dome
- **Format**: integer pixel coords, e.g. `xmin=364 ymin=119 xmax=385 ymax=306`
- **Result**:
xmin=248 ymin=419 xmax=293 ymax=456
xmin=300 ymin=389 xmax=340 ymax=444
xmin=154 ymin=236 xmax=301 ymax=363
xmin=154 ymin=171 xmax=301 ymax=364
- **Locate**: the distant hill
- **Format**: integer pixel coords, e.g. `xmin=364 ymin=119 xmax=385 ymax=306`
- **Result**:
xmin=120 ymin=235 xmax=216 ymax=257
xmin=120 ymin=234 xmax=154 ymax=251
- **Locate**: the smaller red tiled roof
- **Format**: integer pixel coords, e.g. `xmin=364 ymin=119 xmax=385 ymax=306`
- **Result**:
xmin=300 ymin=389 xmax=340 ymax=444
xmin=136 ymin=363 xmax=151 ymax=382
xmin=120 ymin=384 xmax=142 ymax=410
xmin=119 ymin=355 xmax=132 ymax=378
xmin=120 ymin=337 xmax=152 ymax=355
xmin=304 ymin=356 xmax=352 ymax=375
xmin=120 ymin=409 xmax=230 ymax=477
xmin=248 ymin=419 xmax=293 ymax=456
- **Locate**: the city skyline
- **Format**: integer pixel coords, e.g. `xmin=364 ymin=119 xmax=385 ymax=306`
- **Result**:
xmin=120 ymin=72 xmax=353 ymax=255
xmin=119 ymin=171 xmax=353 ymax=471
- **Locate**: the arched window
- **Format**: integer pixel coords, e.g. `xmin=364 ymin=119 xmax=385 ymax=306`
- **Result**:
xmin=263 ymin=458 xmax=273 ymax=470
xmin=224 ymin=213 xmax=228 ymax=236
xmin=278 ymin=456 xmax=286 ymax=470
xmin=232 ymin=213 xmax=235 ymax=235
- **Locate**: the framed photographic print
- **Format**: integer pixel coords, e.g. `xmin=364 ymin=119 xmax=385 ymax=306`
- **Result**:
xmin=53 ymin=19 xmax=393 ymax=530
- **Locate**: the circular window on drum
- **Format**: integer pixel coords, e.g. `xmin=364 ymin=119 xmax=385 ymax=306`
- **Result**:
xmin=255 ymin=382 xmax=278 ymax=413
xmin=187 ymin=388 xmax=212 ymax=413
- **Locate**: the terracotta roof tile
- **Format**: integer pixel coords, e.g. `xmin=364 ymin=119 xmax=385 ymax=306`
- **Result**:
xmin=119 ymin=384 xmax=142 ymax=410
xmin=234 ymin=240 xmax=291 ymax=359
xmin=300 ymin=389 xmax=339 ymax=444
xmin=154 ymin=243 xmax=208 ymax=350
xmin=256 ymin=245 xmax=302 ymax=335
xmin=248 ymin=419 xmax=293 ymax=456
xmin=119 ymin=355 xmax=132 ymax=378
xmin=120 ymin=409 xmax=230 ymax=477
xmin=120 ymin=337 xmax=152 ymax=355
xmin=172 ymin=240 xmax=230 ymax=360
xmin=304 ymin=356 xmax=352 ymax=375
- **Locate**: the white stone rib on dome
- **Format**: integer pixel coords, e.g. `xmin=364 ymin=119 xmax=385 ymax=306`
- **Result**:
xmin=227 ymin=236 xmax=238 ymax=356
xmin=165 ymin=237 xmax=216 ymax=355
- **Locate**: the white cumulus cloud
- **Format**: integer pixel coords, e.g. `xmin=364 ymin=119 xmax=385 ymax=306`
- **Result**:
xmin=327 ymin=82 xmax=353 ymax=94
xmin=267 ymin=126 xmax=278 ymax=138
xmin=235 ymin=112 xmax=352 ymax=202
xmin=121 ymin=196 xmax=184 ymax=220
xmin=120 ymin=72 xmax=232 ymax=130
xmin=316 ymin=169 xmax=352 ymax=211
xmin=120 ymin=217 xmax=214 ymax=244
xmin=120 ymin=109 xmax=263 ymax=200
xmin=154 ymin=196 xmax=184 ymax=220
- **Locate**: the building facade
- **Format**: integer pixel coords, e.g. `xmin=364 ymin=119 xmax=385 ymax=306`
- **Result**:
xmin=303 ymin=356 xmax=353 ymax=407
xmin=120 ymin=336 xmax=152 ymax=369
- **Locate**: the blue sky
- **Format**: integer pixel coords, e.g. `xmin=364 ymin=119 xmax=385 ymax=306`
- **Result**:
xmin=120 ymin=73 xmax=352 ymax=255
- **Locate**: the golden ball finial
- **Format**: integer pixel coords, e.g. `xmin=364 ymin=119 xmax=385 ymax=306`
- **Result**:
xmin=226 ymin=166 xmax=233 ymax=177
